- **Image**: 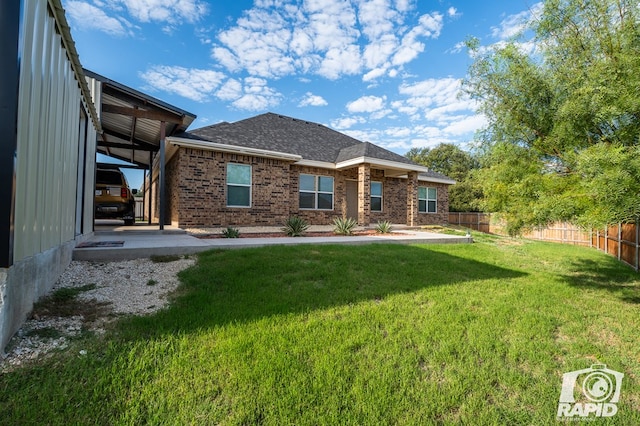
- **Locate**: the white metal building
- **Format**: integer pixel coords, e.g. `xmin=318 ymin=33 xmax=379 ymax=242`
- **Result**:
xmin=0 ymin=0 xmax=100 ymax=351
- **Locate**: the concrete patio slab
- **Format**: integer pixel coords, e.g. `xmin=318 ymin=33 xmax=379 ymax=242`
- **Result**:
xmin=73 ymin=228 xmax=472 ymax=262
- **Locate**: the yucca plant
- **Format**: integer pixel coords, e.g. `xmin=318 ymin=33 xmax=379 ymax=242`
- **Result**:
xmin=375 ymin=220 xmax=393 ymax=234
xmin=282 ymin=216 xmax=309 ymax=237
xmin=333 ymin=217 xmax=358 ymax=235
xmin=222 ymin=227 xmax=240 ymax=238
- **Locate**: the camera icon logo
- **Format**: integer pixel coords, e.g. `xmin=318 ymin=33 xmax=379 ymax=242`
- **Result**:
xmin=557 ymin=364 xmax=624 ymax=418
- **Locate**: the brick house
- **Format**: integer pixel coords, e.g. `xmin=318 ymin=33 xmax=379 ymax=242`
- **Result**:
xmin=158 ymin=112 xmax=455 ymax=228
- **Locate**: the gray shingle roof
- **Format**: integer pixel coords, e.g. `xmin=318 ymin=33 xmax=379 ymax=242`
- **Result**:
xmin=179 ymin=113 xmax=418 ymax=166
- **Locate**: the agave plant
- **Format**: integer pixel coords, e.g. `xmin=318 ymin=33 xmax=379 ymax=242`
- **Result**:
xmin=333 ymin=217 xmax=358 ymax=235
xmin=282 ymin=216 xmax=310 ymax=237
xmin=222 ymin=227 xmax=240 ymax=238
xmin=375 ymin=220 xmax=393 ymax=234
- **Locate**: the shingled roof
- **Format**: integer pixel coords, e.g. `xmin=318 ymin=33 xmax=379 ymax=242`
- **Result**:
xmin=179 ymin=112 xmax=418 ymax=166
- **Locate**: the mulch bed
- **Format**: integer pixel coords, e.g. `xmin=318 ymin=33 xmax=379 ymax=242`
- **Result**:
xmin=195 ymin=230 xmax=405 ymax=239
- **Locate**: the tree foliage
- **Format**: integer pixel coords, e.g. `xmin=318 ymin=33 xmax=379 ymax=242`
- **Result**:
xmin=464 ymin=0 xmax=640 ymax=233
xmin=406 ymin=143 xmax=483 ymax=212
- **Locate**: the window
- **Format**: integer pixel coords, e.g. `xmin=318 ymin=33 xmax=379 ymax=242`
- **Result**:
xmin=418 ymin=186 xmax=437 ymax=213
xmin=371 ymin=181 xmax=382 ymax=212
xmin=299 ymin=174 xmax=334 ymax=210
xmin=227 ymin=164 xmax=251 ymax=207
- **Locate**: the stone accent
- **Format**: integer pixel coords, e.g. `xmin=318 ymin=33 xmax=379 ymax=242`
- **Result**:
xmin=357 ymin=163 xmax=371 ymax=225
xmin=406 ymin=171 xmax=418 ymax=226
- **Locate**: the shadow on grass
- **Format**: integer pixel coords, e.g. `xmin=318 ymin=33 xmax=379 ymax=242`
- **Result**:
xmin=116 ymin=244 xmax=526 ymax=340
xmin=560 ymin=256 xmax=640 ymax=304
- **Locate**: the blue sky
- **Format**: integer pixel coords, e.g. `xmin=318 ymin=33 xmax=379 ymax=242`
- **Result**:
xmin=64 ymin=0 xmax=541 ymax=187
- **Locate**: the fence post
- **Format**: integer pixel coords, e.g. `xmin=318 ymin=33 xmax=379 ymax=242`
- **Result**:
xmin=633 ymin=218 xmax=640 ymax=272
xmin=618 ymin=223 xmax=622 ymax=262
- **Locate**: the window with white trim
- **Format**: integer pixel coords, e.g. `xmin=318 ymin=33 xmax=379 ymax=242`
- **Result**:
xmin=227 ymin=163 xmax=251 ymax=207
xmin=299 ymin=174 xmax=334 ymax=210
xmin=371 ymin=181 xmax=382 ymax=212
xmin=418 ymin=186 xmax=437 ymax=213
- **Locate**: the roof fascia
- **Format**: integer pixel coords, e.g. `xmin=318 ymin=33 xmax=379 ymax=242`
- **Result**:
xmin=336 ymin=156 xmax=431 ymax=173
xmin=167 ymin=137 xmax=302 ymax=161
xmin=293 ymin=159 xmax=336 ymax=169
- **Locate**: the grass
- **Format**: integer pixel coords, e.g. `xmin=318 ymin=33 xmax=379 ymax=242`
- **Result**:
xmin=1 ymin=234 xmax=639 ymax=424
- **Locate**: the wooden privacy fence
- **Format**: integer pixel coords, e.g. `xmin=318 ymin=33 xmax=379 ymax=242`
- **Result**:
xmin=448 ymin=213 xmax=640 ymax=271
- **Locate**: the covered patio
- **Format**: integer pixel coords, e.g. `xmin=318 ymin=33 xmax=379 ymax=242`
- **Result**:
xmin=85 ymin=69 xmax=197 ymax=230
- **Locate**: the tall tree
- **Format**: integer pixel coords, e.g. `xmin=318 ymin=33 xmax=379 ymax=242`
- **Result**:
xmin=406 ymin=144 xmax=483 ymax=212
xmin=464 ymin=0 xmax=640 ymax=234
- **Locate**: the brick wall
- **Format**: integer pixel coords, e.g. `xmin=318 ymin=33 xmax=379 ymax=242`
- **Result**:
xmin=415 ymin=182 xmax=450 ymax=226
xmin=168 ymin=147 xmax=451 ymax=227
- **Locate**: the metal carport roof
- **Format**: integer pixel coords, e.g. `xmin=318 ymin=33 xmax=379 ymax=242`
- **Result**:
xmin=84 ymin=69 xmax=197 ymax=229
xmin=84 ymin=69 xmax=196 ymax=167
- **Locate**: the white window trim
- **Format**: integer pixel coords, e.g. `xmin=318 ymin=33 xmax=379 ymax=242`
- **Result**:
xmin=418 ymin=186 xmax=437 ymax=214
xmin=227 ymin=163 xmax=252 ymax=208
xmin=371 ymin=181 xmax=383 ymax=212
xmin=299 ymin=174 xmax=334 ymax=211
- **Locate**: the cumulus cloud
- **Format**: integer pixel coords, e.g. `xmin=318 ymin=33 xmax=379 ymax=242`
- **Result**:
xmin=139 ymin=66 xmax=226 ymax=102
xmin=298 ymin=92 xmax=328 ymax=107
xmin=346 ymin=95 xmax=387 ymax=113
xmin=65 ymin=1 xmax=133 ymax=36
xmin=63 ymin=0 xmax=208 ymax=35
xmin=210 ymin=0 xmax=444 ymax=81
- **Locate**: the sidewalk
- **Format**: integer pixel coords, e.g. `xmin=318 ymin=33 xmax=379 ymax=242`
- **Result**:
xmin=73 ymin=226 xmax=472 ymax=261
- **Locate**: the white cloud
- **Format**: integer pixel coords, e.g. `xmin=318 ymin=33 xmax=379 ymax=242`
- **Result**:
xmin=490 ymin=2 xmax=543 ymax=40
xmin=139 ymin=66 xmax=226 ymax=102
xmin=346 ymin=95 xmax=386 ymax=113
xmin=63 ymin=0 xmax=208 ymax=36
xmin=209 ymin=0 xmax=445 ymax=81
xmin=65 ymin=1 xmax=133 ymax=36
xmin=298 ymin=92 xmax=328 ymax=107
xmin=331 ymin=116 xmax=365 ymax=129
xmin=116 ymin=0 xmax=208 ymax=24
xmin=229 ymin=77 xmax=283 ymax=111
xmin=447 ymin=7 xmax=459 ymax=18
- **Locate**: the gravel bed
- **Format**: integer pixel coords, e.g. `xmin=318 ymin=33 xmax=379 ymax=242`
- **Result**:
xmin=1 ymin=256 xmax=196 ymax=372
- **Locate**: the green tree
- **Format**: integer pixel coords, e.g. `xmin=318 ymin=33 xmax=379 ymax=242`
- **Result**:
xmin=464 ymin=0 xmax=640 ymax=234
xmin=406 ymin=144 xmax=483 ymax=212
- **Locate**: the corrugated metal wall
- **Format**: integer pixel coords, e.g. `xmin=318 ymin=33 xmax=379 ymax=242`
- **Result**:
xmin=13 ymin=0 xmax=96 ymax=262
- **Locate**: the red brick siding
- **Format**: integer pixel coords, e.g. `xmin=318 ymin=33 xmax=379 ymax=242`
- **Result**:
xmin=168 ymin=147 xmax=450 ymax=227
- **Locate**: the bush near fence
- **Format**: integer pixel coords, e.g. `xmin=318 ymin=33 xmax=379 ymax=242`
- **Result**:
xmin=449 ymin=212 xmax=640 ymax=271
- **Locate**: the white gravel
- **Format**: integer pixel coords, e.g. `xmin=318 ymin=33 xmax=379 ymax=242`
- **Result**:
xmin=1 ymin=256 xmax=196 ymax=372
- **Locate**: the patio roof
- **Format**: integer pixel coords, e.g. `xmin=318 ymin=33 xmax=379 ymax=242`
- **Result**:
xmin=85 ymin=69 xmax=197 ymax=168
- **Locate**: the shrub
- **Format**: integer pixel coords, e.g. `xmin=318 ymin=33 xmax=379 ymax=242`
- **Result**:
xmin=333 ymin=217 xmax=358 ymax=235
xmin=375 ymin=220 xmax=393 ymax=234
xmin=282 ymin=216 xmax=309 ymax=237
xmin=222 ymin=227 xmax=240 ymax=238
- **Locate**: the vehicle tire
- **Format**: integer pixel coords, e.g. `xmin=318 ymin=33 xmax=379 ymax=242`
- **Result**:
xmin=124 ymin=219 xmax=135 ymax=226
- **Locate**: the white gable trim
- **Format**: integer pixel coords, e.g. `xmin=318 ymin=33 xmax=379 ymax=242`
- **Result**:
xmin=167 ymin=137 xmax=302 ymax=161
xmin=336 ymin=156 xmax=431 ymax=173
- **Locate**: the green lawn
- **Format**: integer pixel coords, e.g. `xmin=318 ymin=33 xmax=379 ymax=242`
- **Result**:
xmin=1 ymin=234 xmax=639 ymax=424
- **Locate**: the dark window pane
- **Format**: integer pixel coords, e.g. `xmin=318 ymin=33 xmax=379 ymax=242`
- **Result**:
xmin=227 ymin=185 xmax=250 ymax=207
xmin=317 ymin=193 xmax=333 ymax=209
xmin=419 ymin=199 xmax=427 ymax=212
xmin=371 ymin=196 xmax=382 ymax=212
xmin=428 ymin=200 xmax=436 ymax=213
xmin=299 ymin=192 xmax=315 ymax=209
xmin=427 ymin=187 xmax=437 ymax=200
xmin=96 ymin=170 xmax=123 ymax=185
